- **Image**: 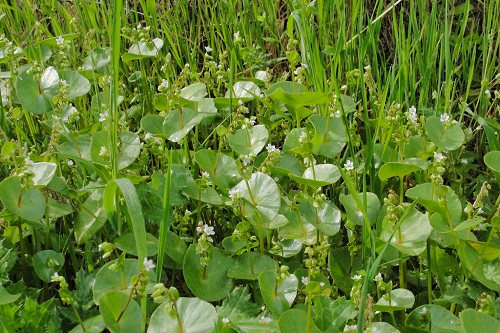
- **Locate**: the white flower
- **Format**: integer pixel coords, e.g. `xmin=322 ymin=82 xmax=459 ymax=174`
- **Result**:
xmin=234 ymin=31 xmax=240 ymax=39
xmin=143 ymin=257 xmax=156 ymax=271
xmin=434 ymin=152 xmax=445 ymax=163
xmin=419 ymin=307 xmax=428 ymax=315
xmin=99 ymin=146 xmax=107 ymax=156
xmin=203 ymin=224 xmax=215 ymax=236
xmin=374 ymin=272 xmax=382 ymax=282
xmin=56 ymin=36 xmax=64 ymax=45
xmin=51 ymin=272 xmax=59 ymax=282
xmin=144 ymin=133 xmax=153 ymax=140
xmin=201 ymin=171 xmax=210 ymax=178
xmin=229 ymin=188 xmax=240 ymax=199
xmin=440 ymin=113 xmax=450 ymax=123
xmin=341 ymin=85 xmax=347 ymax=90
xmin=24 ymin=157 xmax=34 ymax=166
xmin=158 ymin=79 xmax=169 ymax=91
xmin=266 ymin=144 xmax=277 ymax=153
xmin=352 ymin=275 xmax=362 ymax=281
xmin=242 ymin=155 xmax=251 ymax=166
xmin=298 ymin=131 xmax=307 ymax=143
xmin=67 ymin=160 xmax=74 ymax=166
xmin=260 ymin=316 xmax=271 ymax=324
xmin=205 ymin=46 xmax=212 ymax=52
xmin=320 ymin=282 xmax=325 ymax=287
xmin=460 ymin=159 xmax=468 ymax=164
xmin=238 ymin=99 xmax=243 ymax=106
xmin=344 ymin=324 xmax=357 ymax=331
xmin=344 ymin=160 xmax=354 ymax=171
xmin=99 ymin=110 xmax=108 ymax=122
xmin=301 ymin=63 xmax=308 ymax=69
xmin=222 ymin=317 xmax=229 ymax=324
xmin=301 ymin=276 xmax=309 ymax=285
xmin=478 ymin=207 xmax=484 ymax=214
xmin=408 ymin=105 xmax=418 ymax=123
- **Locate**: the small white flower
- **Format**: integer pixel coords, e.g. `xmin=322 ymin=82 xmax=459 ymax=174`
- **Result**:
xmin=229 ymin=188 xmax=240 ymax=199
xmin=374 ymin=272 xmax=382 ymax=282
xmin=301 ymin=63 xmax=308 ymax=69
xmin=419 ymin=307 xmax=428 ymax=315
xmin=201 ymin=171 xmax=210 ymax=178
xmin=408 ymin=105 xmax=418 ymax=123
xmin=299 ymin=131 xmax=307 ymax=143
xmin=56 ymin=36 xmax=64 ymax=45
xmin=344 ymin=160 xmax=354 ymax=171
xmin=222 ymin=317 xmax=229 ymax=324
xmin=205 ymin=46 xmax=212 ymax=52
xmin=434 ymin=152 xmax=445 ymax=163
xmin=234 ymin=31 xmax=240 ymax=39
xmin=238 ymin=99 xmax=243 ymax=106
xmin=203 ymin=224 xmax=215 ymax=236
xmin=478 ymin=207 xmax=484 ymax=214
xmin=352 ymin=275 xmax=362 ymax=281
xmin=242 ymin=155 xmax=251 ymax=166
xmin=51 ymin=272 xmax=59 ymax=282
xmin=144 ymin=133 xmax=153 ymax=140
xmin=460 ymin=159 xmax=468 ymax=164
xmin=99 ymin=146 xmax=107 ymax=156
xmin=440 ymin=113 xmax=450 ymax=123
xmin=364 ymin=65 xmax=371 ymax=70
xmin=67 ymin=160 xmax=74 ymax=166
xmin=345 ymin=324 xmax=357 ymax=331
xmin=341 ymin=85 xmax=347 ymax=90
xmin=158 ymin=79 xmax=169 ymax=91
xmin=260 ymin=316 xmax=271 ymax=324
xmin=99 ymin=110 xmax=108 ymax=122
xmin=266 ymin=144 xmax=277 ymax=153
xmin=320 ymin=282 xmax=325 ymax=287
xmin=60 ymin=79 xmax=67 ymax=86
xmin=301 ymin=276 xmax=309 ymax=285
xmin=143 ymin=257 xmax=156 ymax=271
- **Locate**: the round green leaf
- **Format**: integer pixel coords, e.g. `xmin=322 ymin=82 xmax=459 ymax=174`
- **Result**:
xmin=278 ymin=309 xmax=322 ymax=333
xmin=289 ymin=164 xmax=341 ymax=187
xmin=425 ymin=116 xmax=465 ymax=151
xmin=340 ymin=192 xmax=381 ymax=226
xmin=374 ymin=288 xmax=415 ymax=312
xmin=32 ymin=250 xmax=65 ymax=283
xmin=227 ymin=252 xmax=277 ymax=280
xmin=91 ymin=131 xmax=140 ymax=169
xmin=30 ymin=162 xmax=57 ymax=187
xmin=81 ymin=47 xmax=110 ymax=71
xmin=258 ymin=270 xmax=298 ymax=315
xmin=162 ymin=108 xmax=204 ymax=143
xmin=61 ymin=70 xmax=90 ymax=99
xmin=461 ymin=309 xmax=500 ymax=333
xmin=163 ymin=231 xmax=187 ymax=265
xmin=148 ymin=297 xmax=217 ymax=333
xmin=122 ymin=38 xmax=163 ymax=62
xmin=179 ymin=82 xmax=207 ymax=102
xmin=74 ymin=190 xmax=107 ymax=245
xmin=57 ymin=134 xmax=93 ymax=163
xmin=299 ymin=200 xmax=341 ymax=236
xmin=228 ymin=125 xmax=269 ymax=156
xmin=93 ymin=259 xmax=157 ymax=305
xmin=484 ymin=151 xmax=500 ymax=180
xmin=183 ymin=244 xmax=233 ymax=302
xmin=366 ymin=322 xmax=401 ymax=333
xmin=271 ymin=239 xmax=303 ymax=258
xmin=0 ymin=176 xmax=46 ymax=222
xmin=16 ymin=65 xmax=58 ymax=114
xmin=379 ymin=158 xmax=428 ymax=181
xmin=406 ymin=183 xmax=462 ymax=223
xmin=232 ymin=172 xmax=281 ymax=222
xmin=114 ymin=233 xmax=159 ymax=257
xmin=153 ymin=93 xmax=168 ymax=111
xmin=182 ymin=180 xmax=223 ymax=205
xmin=140 ymin=115 xmax=166 ymax=137
xmin=406 ymin=305 xmax=462 ymax=333
xmin=99 ymin=291 xmax=141 ymax=333
xmin=69 ymin=315 xmax=105 ymax=333
xmin=310 ymin=115 xmax=347 ymax=158
xmin=195 ymin=149 xmax=241 ymax=190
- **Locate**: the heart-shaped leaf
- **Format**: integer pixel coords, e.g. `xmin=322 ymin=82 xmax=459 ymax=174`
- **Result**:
xmin=227 ymin=252 xmax=277 ymax=280
xmin=289 ymin=164 xmax=341 ymax=187
xmin=81 ymin=47 xmax=110 ymax=71
xmin=340 ymin=192 xmax=381 ymax=226
xmin=99 ymin=291 xmax=141 ymax=333
xmin=299 ymin=200 xmax=341 ymax=236
xmin=122 ymin=38 xmax=163 ymax=62
xmin=0 ymin=176 xmax=46 ymax=222
xmin=374 ymin=288 xmax=415 ymax=312
xmin=228 ymin=125 xmax=269 ymax=156
xmin=425 ymin=116 xmax=465 ymax=151
xmin=16 ymin=65 xmax=59 ymax=114
xmin=195 ymin=149 xmax=241 ymax=190
xmin=258 ymin=270 xmax=298 ymax=315
xmin=32 ymin=250 xmax=65 ymax=283
xmin=310 ymin=115 xmax=347 ymax=158
xmin=484 ymin=151 xmax=500 ymax=181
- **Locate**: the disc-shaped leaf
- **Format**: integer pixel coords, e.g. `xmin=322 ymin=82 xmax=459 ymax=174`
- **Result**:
xmin=74 ymin=190 xmax=107 ymax=244
xmin=227 ymin=252 xmax=277 ymax=280
xmin=99 ymin=291 xmax=141 ymax=333
xmin=148 ymin=297 xmax=217 ymax=333
xmin=484 ymin=151 xmax=500 ymax=181
xmin=232 ymin=172 xmax=281 ymax=222
xmin=289 ymin=164 xmax=341 ymax=187
xmin=91 ymin=131 xmax=140 ymax=170
xmin=258 ymin=270 xmax=298 ymax=315
xmin=299 ymin=200 xmax=341 ymax=236
xmin=425 ymin=116 xmax=465 ymax=151
xmin=272 ymin=239 xmax=303 ymax=258
xmin=265 ymin=81 xmax=329 ymax=110
xmin=68 ymin=315 xmax=105 ymax=333
xmin=379 ymin=205 xmax=432 ymax=256
xmin=328 ymin=247 xmax=363 ymax=295
xmin=228 ymin=125 xmax=269 ymax=156
xmin=214 ymin=81 xmax=261 ymax=107
xmin=406 ymin=305 xmax=462 ymax=332
xmin=182 ymin=180 xmax=223 ymax=205
xmin=340 ymin=192 xmax=380 ymax=226
xmin=16 ymin=65 xmax=58 ymax=114
xmin=406 ymin=183 xmax=462 ymax=223
xmin=81 ymin=48 xmax=110 ymax=71
xmin=310 ymin=115 xmax=347 ymax=158
xmin=195 ymin=149 xmax=241 ymax=190
xmin=30 ymin=162 xmax=57 ymax=187
xmin=379 ymin=158 xmax=428 ymax=181
xmin=461 ymin=309 xmax=500 ymax=333
xmin=61 ymin=70 xmax=90 ymax=99
xmin=163 ymin=108 xmax=204 ymax=143
xmin=183 ymin=244 xmax=233 ymax=302
xmin=279 ymin=309 xmax=322 ymax=333
xmin=179 ymin=82 xmax=207 ymax=102
xmin=140 ymin=115 xmax=166 ymax=137
xmin=57 ymin=134 xmax=93 ymax=163
xmin=122 ymin=38 xmax=163 ymax=62
xmin=93 ymin=259 xmax=157 ymax=305
xmin=271 ymin=152 xmax=302 ymax=176
xmin=0 ymin=176 xmax=46 ymax=222
xmin=114 ymin=233 xmax=159 ymax=257
xmin=374 ymin=288 xmax=415 ymax=312
xmin=458 ymin=240 xmax=500 ymax=292
xmin=32 ymin=250 xmax=65 ymax=282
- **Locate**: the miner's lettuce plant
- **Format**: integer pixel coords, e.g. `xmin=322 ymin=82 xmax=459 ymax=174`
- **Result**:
xmin=0 ymin=0 xmax=500 ymax=332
